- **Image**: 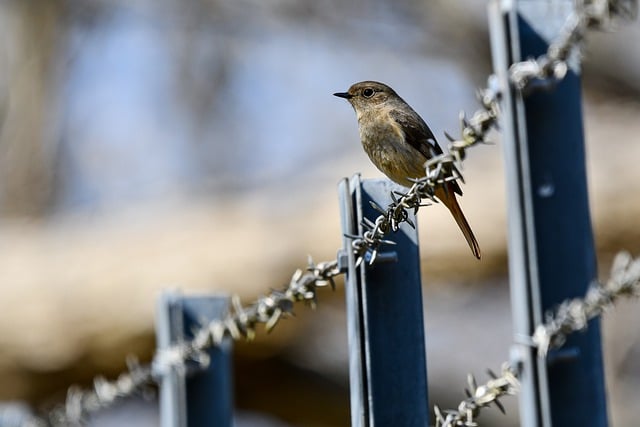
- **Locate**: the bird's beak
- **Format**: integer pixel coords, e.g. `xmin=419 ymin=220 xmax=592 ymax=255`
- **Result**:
xmin=333 ymin=92 xmax=353 ymax=99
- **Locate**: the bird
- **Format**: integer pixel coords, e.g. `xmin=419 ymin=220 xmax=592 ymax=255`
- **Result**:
xmin=334 ymin=80 xmax=481 ymax=259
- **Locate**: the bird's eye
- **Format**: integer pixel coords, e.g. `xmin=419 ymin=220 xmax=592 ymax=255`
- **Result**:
xmin=362 ymin=88 xmax=375 ymax=98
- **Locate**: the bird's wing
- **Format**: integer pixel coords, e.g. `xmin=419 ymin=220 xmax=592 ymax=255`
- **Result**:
xmin=389 ymin=108 xmax=442 ymax=157
xmin=389 ymin=109 xmax=462 ymax=195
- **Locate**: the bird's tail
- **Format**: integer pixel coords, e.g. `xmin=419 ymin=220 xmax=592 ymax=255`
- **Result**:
xmin=435 ymin=185 xmax=481 ymax=260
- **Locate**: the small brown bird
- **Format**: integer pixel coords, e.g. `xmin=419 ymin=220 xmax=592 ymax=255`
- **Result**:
xmin=334 ymin=81 xmax=481 ymax=259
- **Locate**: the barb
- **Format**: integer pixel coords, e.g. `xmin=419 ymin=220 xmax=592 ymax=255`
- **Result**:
xmin=433 ymin=251 xmax=640 ymax=426
xmin=434 ymin=364 xmax=519 ymax=427
xmin=509 ymin=0 xmax=636 ymax=92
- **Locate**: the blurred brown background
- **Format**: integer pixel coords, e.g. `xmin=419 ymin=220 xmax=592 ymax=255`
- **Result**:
xmin=0 ymin=0 xmax=639 ymax=425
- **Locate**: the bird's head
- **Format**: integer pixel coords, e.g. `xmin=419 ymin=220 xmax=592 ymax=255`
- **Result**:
xmin=333 ymin=81 xmax=398 ymax=112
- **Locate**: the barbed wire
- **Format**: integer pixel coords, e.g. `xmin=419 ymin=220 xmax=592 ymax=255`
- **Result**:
xmin=45 ymin=357 xmax=154 ymax=427
xmin=42 ymin=258 xmax=341 ymax=426
xmin=434 ymin=364 xmax=520 ymax=427
xmin=510 ymin=0 xmax=637 ymax=92
xmin=533 ymin=251 xmax=640 ymax=357
xmin=26 ymin=1 xmax=637 ymax=425
xmin=434 ymin=251 xmax=640 ymax=427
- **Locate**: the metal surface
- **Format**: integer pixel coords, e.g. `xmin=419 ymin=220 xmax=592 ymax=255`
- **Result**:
xmin=339 ymin=174 xmax=428 ymax=427
xmin=156 ymin=292 xmax=233 ymax=427
xmin=489 ymin=1 xmax=608 ymax=426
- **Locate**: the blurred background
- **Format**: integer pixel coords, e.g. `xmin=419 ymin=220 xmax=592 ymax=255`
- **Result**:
xmin=0 ymin=0 xmax=639 ymax=425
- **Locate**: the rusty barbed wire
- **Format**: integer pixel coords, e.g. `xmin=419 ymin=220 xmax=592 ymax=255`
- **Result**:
xmin=509 ymin=0 xmax=637 ymax=92
xmin=433 ymin=251 xmax=640 ymax=427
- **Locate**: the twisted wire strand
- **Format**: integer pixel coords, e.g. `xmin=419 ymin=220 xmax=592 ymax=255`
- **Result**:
xmin=42 ymin=259 xmax=341 ymax=426
xmin=435 ymin=364 xmax=520 ymax=427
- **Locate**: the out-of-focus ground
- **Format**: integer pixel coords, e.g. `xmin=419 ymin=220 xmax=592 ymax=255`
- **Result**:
xmin=0 ymin=1 xmax=639 ymax=425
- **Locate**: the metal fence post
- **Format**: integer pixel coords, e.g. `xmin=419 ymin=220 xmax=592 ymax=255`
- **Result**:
xmin=156 ymin=291 xmax=233 ymax=427
xmin=338 ymin=174 xmax=429 ymax=427
xmin=489 ymin=1 xmax=608 ymax=426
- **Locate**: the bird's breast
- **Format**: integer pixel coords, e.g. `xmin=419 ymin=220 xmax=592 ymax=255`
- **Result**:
xmin=357 ymin=111 xmax=427 ymax=187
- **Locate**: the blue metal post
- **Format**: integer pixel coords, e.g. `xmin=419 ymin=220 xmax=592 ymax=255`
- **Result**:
xmin=156 ymin=292 xmax=233 ymax=427
xmin=338 ymin=174 xmax=429 ymax=427
xmin=489 ymin=1 xmax=608 ymax=426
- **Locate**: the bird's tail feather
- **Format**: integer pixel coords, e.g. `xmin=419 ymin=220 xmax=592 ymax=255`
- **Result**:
xmin=435 ymin=185 xmax=481 ymax=260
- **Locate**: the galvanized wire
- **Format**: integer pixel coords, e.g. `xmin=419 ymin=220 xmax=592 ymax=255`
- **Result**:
xmin=434 ymin=251 xmax=640 ymax=427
